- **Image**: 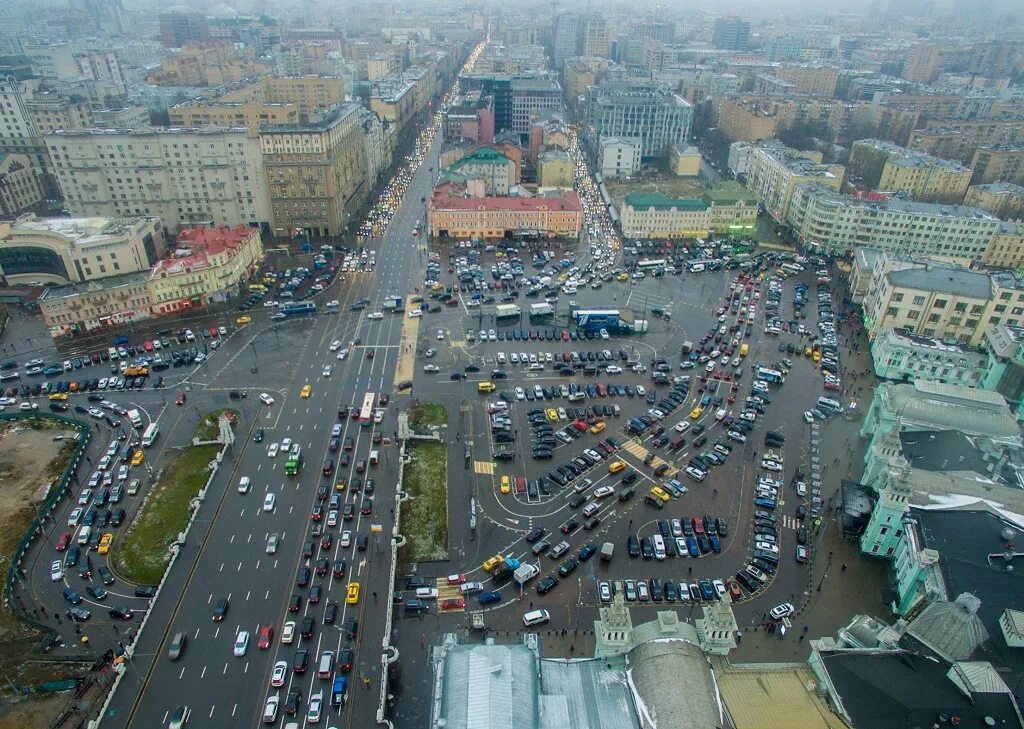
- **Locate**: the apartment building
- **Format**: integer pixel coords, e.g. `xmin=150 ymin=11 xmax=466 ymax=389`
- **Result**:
xmin=0 ymin=154 xmax=44 ymax=216
xmin=714 ymin=98 xmax=778 ymax=142
xmin=582 ymin=77 xmax=693 ymax=161
xmin=744 ymin=141 xmax=844 ymax=222
xmin=46 ymin=127 xmax=272 ymax=234
xmin=370 ymin=80 xmax=416 ymax=132
xmin=703 ymin=182 xmax=758 ymax=238
xmin=427 ymin=181 xmax=582 ymax=239
xmin=0 ymin=214 xmax=165 ymax=286
xmin=90 ymin=106 xmax=150 ymax=129
xmin=159 ymin=11 xmax=210 ymax=48
xmin=39 ymin=271 xmax=154 ymax=337
xmin=910 ymin=120 xmax=1024 ymax=166
xmin=983 ymin=222 xmax=1024 ymax=269
xmin=870 ymin=327 xmax=989 ymax=388
xmin=848 ymin=139 xmax=972 ymax=204
xmin=597 ymin=137 xmax=641 ymax=179
xmin=260 ymin=102 xmax=369 ymax=239
xmin=169 ymin=102 xmax=299 ymax=130
xmin=773 ymin=64 xmax=839 ymax=97
xmin=787 ymin=185 xmax=1000 ymax=260
xmin=964 ymin=183 xmax=1024 ymax=221
xmin=214 ymin=76 xmax=346 ymax=117
xmin=146 ymin=43 xmax=267 ymax=87
xmin=537 ymin=149 xmax=572 ymax=187
xmin=862 ymin=255 xmax=1024 ymax=346
xmin=970 ymin=145 xmax=1024 ymax=186
xmin=620 ymin=193 xmax=710 ymax=240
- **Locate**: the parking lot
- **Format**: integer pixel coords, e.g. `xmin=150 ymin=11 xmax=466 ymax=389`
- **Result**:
xmin=404 ymin=247 xmax=855 ymax=636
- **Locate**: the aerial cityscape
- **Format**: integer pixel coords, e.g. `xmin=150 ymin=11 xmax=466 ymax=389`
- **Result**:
xmin=0 ymin=0 xmax=1023 ymax=727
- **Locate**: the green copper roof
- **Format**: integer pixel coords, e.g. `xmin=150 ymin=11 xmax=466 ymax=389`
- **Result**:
xmin=703 ymin=181 xmax=757 ymax=205
xmin=624 ymin=192 xmax=708 ymax=211
xmin=450 ymin=147 xmax=512 ymax=169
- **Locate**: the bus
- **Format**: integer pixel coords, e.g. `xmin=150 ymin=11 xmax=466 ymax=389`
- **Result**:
xmin=781 ymin=263 xmax=804 ymax=275
xmin=636 ymin=258 xmax=666 ymax=271
xmin=755 ymin=366 xmax=786 ymax=384
xmin=359 ymin=393 xmax=375 ymax=427
xmin=280 ymin=302 xmax=317 ymax=317
xmin=141 ymin=423 xmax=159 ymax=447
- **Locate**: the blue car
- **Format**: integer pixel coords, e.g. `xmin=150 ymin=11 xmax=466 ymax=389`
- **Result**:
xmin=62 ymin=588 xmax=83 ymax=605
xmin=698 ymin=578 xmax=715 ymax=601
xmin=478 ymin=591 xmax=502 ymax=605
xmin=709 ymin=534 xmax=722 ymax=553
xmin=754 ymin=497 xmax=777 ymax=510
xmin=686 ymin=537 xmax=700 ymax=558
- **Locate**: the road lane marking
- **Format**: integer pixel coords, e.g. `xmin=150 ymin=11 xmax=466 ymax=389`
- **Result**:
xmin=209 ymin=704 xmax=216 ymax=718
xmin=200 ymin=665 xmax=207 ymax=679
xmin=178 ymin=666 xmax=185 ymax=679
xmin=232 ymin=704 xmax=237 ymax=717
xmin=222 ymin=662 xmax=228 ymax=675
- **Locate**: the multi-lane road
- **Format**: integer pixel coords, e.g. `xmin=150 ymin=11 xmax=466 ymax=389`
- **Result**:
xmin=102 ymin=120 xmax=441 ymax=729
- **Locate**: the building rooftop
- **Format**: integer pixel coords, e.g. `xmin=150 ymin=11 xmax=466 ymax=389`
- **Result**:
xmin=881 ymin=380 xmax=1020 ymax=440
xmin=625 ymin=638 xmax=722 ymax=729
xmin=40 ymin=270 xmax=153 ymax=300
xmin=259 ymin=101 xmax=361 ymax=133
xmin=800 ymin=184 xmax=999 ymax=221
xmin=449 ymin=147 xmax=513 ymax=169
xmin=430 ymin=182 xmax=582 ymax=213
xmin=906 ymin=593 xmax=990 ymax=663
xmin=0 ymin=216 xmax=156 ymax=247
xmin=886 ymin=266 xmax=992 ymax=300
xmin=972 ymin=181 xmax=1024 ymax=196
xmin=703 ymin=181 xmax=756 ymax=206
xmin=855 ymin=138 xmax=970 ymax=173
xmin=152 ymin=224 xmax=257 ymax=278
xmin=510 ymin=77 xmax=561 ymax=93
xmin=624 ymin=192 xmax=708 ymax=212
xmin=883 ymin=327 xmax=987 ymax=361
xmin=899 ymin=430 xmax=991 ymax=475
xmin=717 ymin=666 xmax=845 ymax=729
xmin=819 ymin=650 xmax=1023 ymax=729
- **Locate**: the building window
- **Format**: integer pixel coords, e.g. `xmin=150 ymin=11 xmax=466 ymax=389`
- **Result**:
xmin=912 ymin=295 xmax=926 ymax=305
xmin=933 ymin=299 xmax=947 ymax=309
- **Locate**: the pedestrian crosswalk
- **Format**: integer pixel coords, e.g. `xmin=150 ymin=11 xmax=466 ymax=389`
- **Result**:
xmin=473 ymin=461 xmax=494 ymax=475
xmin=622 ymin=440 xmax=649 ymax=459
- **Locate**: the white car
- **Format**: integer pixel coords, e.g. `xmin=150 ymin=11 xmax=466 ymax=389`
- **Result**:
xmin=307 ymin=691 xmax=323 ymax=724
xmin=367 ymin=312 xmax=384 ymax=320
xmin=340 ymin=530 xmax=353 ymax=547
xmin=233 ymin=630 xmax=249 ymax=657
xmin=635 ymin=385 xmax=646 ymax=396
xmin=259 ymin=393 xmax=274 ymax=406
xmin=755 ymin=541 xmax=780 ymax=554
xmin=487 ymin=330 xmax=496 ymax=341
xmin=423 ymin=364 xmax=440 ymax=373
xmin=769 ymin=602 xmax=794 ymax=620
xmin=218 ymin=326 xmax=227 ymax=336
xmin=803 ymin=411 xmax=814 ymax=423
xmin=713 ymin=579 xmax=727 ymax=598
xmin=761 ymin=459 xmax=783 ymax=472
xmin=674 ymin=421 xmax=689 ymax=433
xmin=437 ymin=329 xmax=445 ymax=340
xmin=267 ymin=443 xmax=279 ymax=458
xmin=262 ymin=695 xmax=279 ymax=724
xmin=705 ymin=361 xmax=716 ymax=372
xmin=424 ymin=348 xmax=437 ymax=358
xmin=515 ymin=387 xmax=526 ymax=400
xmin=50 ymin=560 xmax=63 ymax=582
xmin=408 ymin=309 xmax=422 ymax=318
xmin=337 ymin=349 xmax=349 ymax=360
xmin=606 ymin=365 xmax=622 ymax=374
xmin=238 ymin=476 xmax=250 ymax=493
xmin=281 ymin=621 xmax=296 ymax=644
xmin=593 ymin=485 xmax=614 ymax=499
xmin=263 ymin=493 xmax=276 ymax=511
xmin=271 ymin=660 xmax=288 ymax=687
xmin=373 ymin=409 xmax=384 ymax=424
xmin=322 ymin=365 xmax=332 ymax=377
xmin=281 ymin=438 xmax=292 ymax=451
xmin=68 ymin=507 xmax=83 ymax=526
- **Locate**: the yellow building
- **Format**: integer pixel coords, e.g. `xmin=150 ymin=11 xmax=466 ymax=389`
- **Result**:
xmin=965 ymin=183 xmax=1024 ymax=221
xmin=702 ymin=182 xmax=758 ymax=237
xmin=427 ymin=182 xmax=582 ymax=240
xmin=370 ymin=80 xmax=416 ymax=132
xmin=714 ymin=98 xmax=778 ymax=142
xmin=983 ymin=222 xmax=1024 ymax=269
xmin=848 ymin=139 xmax=972 ymax=204
xmin=146 ymin=43 xmax=266 ymax=87
xmin=148 ymin=224 xmax=263 ymax=315
xmin=620 ymin=193 xmax=711 ymax=240
xmin=0 ymin=154 xmax=44 ymax=216
xmin=773 ymin=64 xmax=839 ymax=97
xmin=669 ymin=144 xmax=701 ymax=177
xmin=537 ymin=149 xmax=573 ymax=187
xmin=971 ymin=146 xmax=1024 ymax=186
xmin=40 ymin=272 xmax=154 ymax=337
xmin=261 ymin=76 xmax=345 ymax=116
xmin=745 ymin=140 xmax=844 ymax=222
xmin=168 ymin=101 xmax=299 ymax=130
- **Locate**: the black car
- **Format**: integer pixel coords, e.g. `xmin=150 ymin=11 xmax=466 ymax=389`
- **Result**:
xmin=640 ymin=536 xmax=654 ymax=559
xmin=536 ymin=575 xmax=559 ymax=594
xmin=301 ymin=615 xmax=315 ymax=638
xmin=284 ymin=687 xmax=302 ymax=715
xmin=98 ymin=565 xmax=114 ymax=585
xmin=525 ymin=527 xmax=546 ymax=543
xmin=324 ymin=601 xmax=338 ymax=624
xmin=134 ymin=585 xmax=157 ymax=598
xmin=108 ymin=606 xmax=134 ymax=620
xmin=627 ymin=535 xmax=641 ymax=558
xmin=213 ymin=598 xmax=229 ymax=621
xmin=342 ymin=618 xmax=358 ymax=638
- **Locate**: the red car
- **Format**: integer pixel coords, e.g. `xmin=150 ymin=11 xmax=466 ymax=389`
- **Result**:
xmin=692 ymin=517 xmax=705 ymax=535
xmin=175 ymin=390 xmax=186 ymax=406
xmin=446 ymin=573 xmax=466 ymax=585
xmin=257 ymin=625 xmax=273 ymax=649
xmin=56 ymin=532 xmax=71 ymax=551
xmin=440 ymin=597 xmax=465 ymax=610
xmin=209 ymin=327 xmax=219 ymax=337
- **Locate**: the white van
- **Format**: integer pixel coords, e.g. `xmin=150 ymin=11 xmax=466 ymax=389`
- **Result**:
xmin=523 ymin=609 xmax=551 ymax=627
xmin=77 ymin=526 xmax=92 ymax=545
xmin=317 ymin=650 xmax=334 ymax=679
xmin=652 ymin=534 xmax=667 ymax=560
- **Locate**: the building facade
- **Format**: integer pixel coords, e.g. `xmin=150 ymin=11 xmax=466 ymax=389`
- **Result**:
xmin=0 ymin=154 xmax=44 ymax=217
xmin=964 ymin=183 xmax=1024 ymax=221
xmin=0 ymin=215 xmax=165 ymax=286
xmin=445 ymin=147 xmax=516 ymax=195
xmin=870 ymin=327 xmax=989 ymax=387
xmin=848 ymin=139 xmax=972 ymax=204
xmin=984 ymin=222 xmax=1024 ymax=269
xmin=427 ymin=182 xmax=582 ymax=240
xmin=787 ymin=185 xmax=1000 ymax=259
xmin=597 ymin=137 xmax=641 ymax=179
xmin=620 ymin=193 xmax=711 ymax=240
xmin=712 ymin=16 xmax=750 ymax=51
xmin=509 ymin=78 xmax=562 ymax=135
xmin=744 ymin=141 xmax=844 ymax=222
xmin=536 ymin=149 xmax=572 ymax=187
xmin=168 ymin=101 xmax=300 ymax=130
xmin=970 ymin=145 xmax=1024 ymax=186
xmin=46 ymin=127 xmax=272 ymax=234
xmin=40 ymin=272 xmax=154 ymax=337
xmin=261 ymin=103 xmax=369 ymax=239
xmin=703 ymin=182 xmax=758 ymax=237
xmin=669 ymin=144 xmax=701 ymax=177
xmin=582 ymin=78 xmax=693 ymax=161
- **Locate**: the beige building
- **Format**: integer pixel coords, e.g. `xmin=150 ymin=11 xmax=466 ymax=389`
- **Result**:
xmin=0 ymin=154 xmax=44 ymax=217
xmin=0 ymin=214 xmax=166 ymax=286
xmin=744 ymin=140 xmax=844 ymax=222
xmin=970 ymin=146 xmax=1024 ymax=186
xmin=148 ymin=224 xmax=263 ymax=314
xmin=46 ymin=127 xmax=272 ymax=233
xmin=169 ymin=102 xmax=300 ymax=130
xmin=669 ymin=144 xmax=701 ymax=177
xmin=862 ymin=254 xmax=1024 ymax=346
xmin=984 ymin=222 xmax=1024 ymax=269
xmin=427 ymin=182 xmax=582 ymax=240
xmin=714 ymin=98 xmax=778 ymax=142
xmin=90 ymin=106 xmax=150 ymax=129
xmin=537 ymin=149 xmax=573 ymax=187
xmin=146 ymin=43 xmax=267 ymax=87
xmin=40 ymin=272 xmax=154 ymax=337
xmin=848 ymin=139 xmax=972 ymax=204
xmin=261 ymin=102 xmax=369 ymax=239
xmin=597 ymin=137 xmax=641 ymax=179
xmin=260 ymin=76 xmax=346 ymax=116
xmin=370 ymin=80 xmax=416 ymax=131
xmin=964 ymin=183 xmax=1024 ymax=221
xmin=444 ymin=147 xmax=516 ymax=195
xmin=773 ymin=64 xmax=839 ymax=97
xmin=703 ymin=182 xmax=758 ymax=237
xmin=620 ymin=193 xmax=711 ymax=240
xmin=910 ymin=120 xmax=1024 ymax=166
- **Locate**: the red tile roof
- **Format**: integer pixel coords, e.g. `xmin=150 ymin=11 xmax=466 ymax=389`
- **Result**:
xmin=430 ymin=182 xmax=582 ymax=212
xmin=174 ymin=224 xmax=258 ymax=255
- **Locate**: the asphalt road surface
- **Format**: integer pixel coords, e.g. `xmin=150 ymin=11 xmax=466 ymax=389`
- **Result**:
xmin=101 ymin=131 xmax=442 ymax=729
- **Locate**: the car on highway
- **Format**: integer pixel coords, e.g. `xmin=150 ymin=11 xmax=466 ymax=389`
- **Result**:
xmin=347 ymin=582 xmax=360 ymax=605
xmin=322 ymin=365 xmax=332 ymax=377
xmin=233 ymin=630 xmax=249 ymax=657
xmin=263 ymin=493 xmax=275 ymax=511
xmin=262 ymin=694 xmax=280 ymax=723
xmin=300 ymin=384 xmax=312 ymax=398
xmin=271 ymin=660 xmax=288 ymax=687
xmin=307 ymin=690 xmax=323 ymax=723
xmin=267 ymin=443 xmax=279 ymax=458
xmin=212 ymin=598 xmax=229 ymax=621
xmin=257 ymin=625 xmax=274 ymax=649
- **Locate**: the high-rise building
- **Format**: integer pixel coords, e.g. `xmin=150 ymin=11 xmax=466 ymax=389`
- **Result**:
xmin=159 ymin=11 xmax=210 ymax=48
xmin=510 ymin=78 xmax=562 ymax=135
xmin=712 ymin=16 xmax=750 ymax=51
xmin=46 ymin=127 xmax=271 ymax=234
xmin=551 ymin=12 xmax=583 ymax=68
xmin=581 ymin=15 xmax=609 ymax=59
xmin=629 ymin=22 xmax=674 ymax=45
xmin=582 ymin=78 xmax=693 ymax=161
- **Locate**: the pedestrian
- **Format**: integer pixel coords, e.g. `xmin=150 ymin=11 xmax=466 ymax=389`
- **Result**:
xmin=841 ymin=563 xmax=847 ymax=572
xmin=529 ymin=601 xmax=533 ymax=609
xmin=372 ymin=591 xmax=378 ymax=602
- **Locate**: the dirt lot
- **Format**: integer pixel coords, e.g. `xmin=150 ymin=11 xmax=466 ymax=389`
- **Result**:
xmin=604 ymin=175 xmax=706 ymax=208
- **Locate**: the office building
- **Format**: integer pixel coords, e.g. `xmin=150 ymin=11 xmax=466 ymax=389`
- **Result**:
xmin=712 ymin=16 xmax=750 ymax=51
xmin=551 ymin=12 xmax=583 ymax=69
xmin=0 ymin=154 xmax=44 ymax=217
xmin=703 ymin=182 xmax=758 ymax=237
xmin=427 ymin=181 xmax=582 ymax=240
xmin=159 ymin=11 xmax=210 ymax=48
xmin=788 ymin=185 xmax=999 ymax=260
xmin=965 ymin=182 xmax=1024 ymax=220
xmin=744 ymin=141 xmax=844 ymax=222
xmin=848 ymin=140 xmax=972 ymax=204
xmin=509 ymin=78 xmax=562 ymax=135
xmin=46 ymin=127 xmax=271 ymax=234
xmin=169 ymin=101 xmax=299 ymax=130
xmin=261 ymin=103 xmax=369 ymax=239
xmin=582 ymin=78 xmax=693 ymax=161
xmin=0 ymin=214 xmax=165 ymax=286
xmin=597 ymin=137 xmax=641 ymax=179
xmin=581 ymin=15 xmax=609 ymax=58
xmin=870 ymin=327 xmax=989 ymax=387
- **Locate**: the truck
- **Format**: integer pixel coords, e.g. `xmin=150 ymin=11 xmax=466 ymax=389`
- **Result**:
xmin=491 ymin=556 xmax=519 ymax=580
xmin=514 ymin=563 xmax=540 ymax=585
xmin=382 ymin=295 xmax=402 ymax=312
xmin=681 ymin=341 xmax=694 ymax=355
xmin=600 ymin=542 xmax=614 ymax=563
xmin=529 ymin=302 xmax=554 ymax=322
xmin=126 ymin=409 xmax=142 ymax=428
xmin=331 ymin=675 xmax=348 ymax=706
xmin=573 ymin=309 xmax=648 ymax=335
xmin=284 ymin=452 xmax=302 ymax=476
xmin=495 ymin=304 xmax=521 ymax=321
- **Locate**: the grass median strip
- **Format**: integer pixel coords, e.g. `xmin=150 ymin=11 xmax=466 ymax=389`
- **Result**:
xmin=408 ymin=403 xmax=447 ymax=431
xmin=401 ymin=441 xmax=448 ymax=562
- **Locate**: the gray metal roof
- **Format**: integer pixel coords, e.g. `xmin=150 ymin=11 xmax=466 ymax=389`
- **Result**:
xmin=438 ymin=641 xmax=539 ymax=729
xmin=906 ymin=593 xmax=990 ymax=662
xmin=883 ymin=381 xmax=1019 ymax=440
xmin=886 ymin=266 xmax=992 ymax=300
xmin=625 ymin=639 xmax=723 ymax=729
xmin=539 ymin=657 xmax=640 ymax=729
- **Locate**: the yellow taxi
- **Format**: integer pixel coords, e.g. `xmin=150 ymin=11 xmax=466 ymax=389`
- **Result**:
xmin=616 ymin=272 xmax=630 ymax=282
xmin=482 ymin=554 xmax=505 ymax=572
xmin=346 ymin=582 xmax=360 ymax=605
xmin=804 ymin=346 xmax=813 ymax=357
xmin=335 ymin=480 xmax=346 ymax=491
xmin=546 ymin=408 xmax=559 ymax=422
xmin=590 ymin=421 xmax=607 ymax=435
xmin=131 ymin=450 xmax=144 ymax=467
xmin=48 ymin=392 xmax=69 ymax=401
xmin=97 ymin=533 xmax=113 ymax=555
xmin=649 ymin=486 xmax=671 ymax=502
xmin=608 ymin=460 xmax=626 ymax=474
xmin=300 ymin=384 xmax=312 ymax=398
xmin=500 ymin=475 xmax=511 ymax=494
xmin=235 ymin=315 xmax=251 ymax=325
xmin=690 ymin=406 xmax=704 ymax=420
xmin=812 ymin=349 xmax=821 ymax=362
xmin=477 ymin=382 xmax=496 ymax=393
